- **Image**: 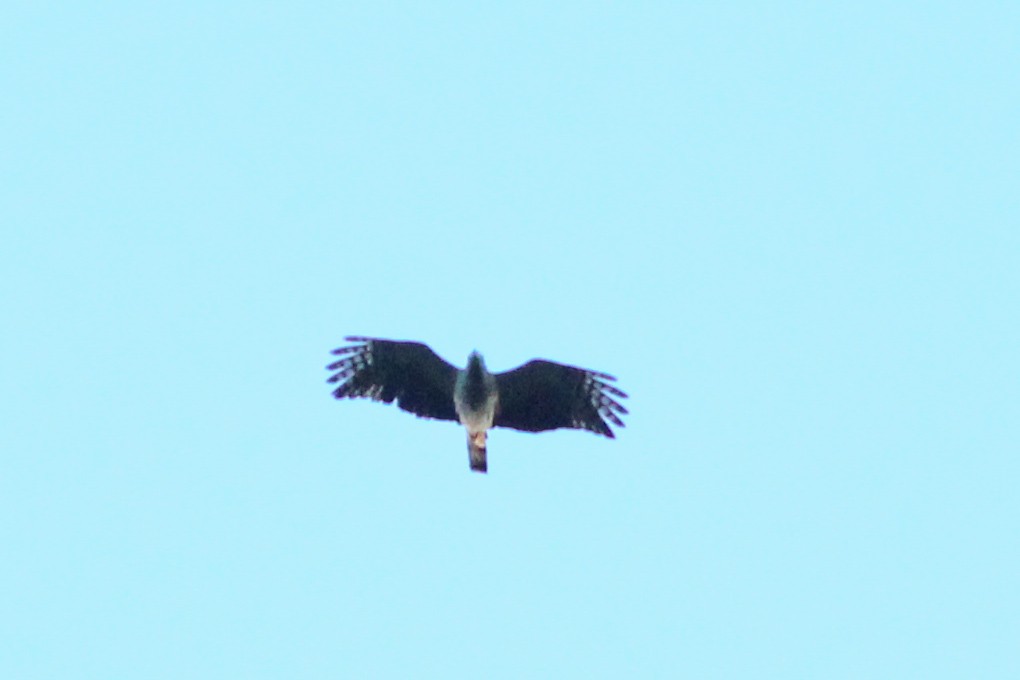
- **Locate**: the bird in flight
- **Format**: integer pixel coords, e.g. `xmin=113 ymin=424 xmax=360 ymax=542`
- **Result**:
xmin=326 ymin=336 xmax=628 ymax=473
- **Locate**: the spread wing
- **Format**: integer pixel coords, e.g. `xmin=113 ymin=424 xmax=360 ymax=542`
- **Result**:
xmin=493 ymin=360 xmax=628 ymax=437
xmin=326 ymin=336 xmax=458 ymax=422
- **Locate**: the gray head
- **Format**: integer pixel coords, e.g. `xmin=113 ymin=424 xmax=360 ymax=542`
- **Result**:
xmin=466 ymin=350 xmax=486 ymax=374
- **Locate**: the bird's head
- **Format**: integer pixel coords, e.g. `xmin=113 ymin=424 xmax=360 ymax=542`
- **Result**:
xmin=466 ymin=350 xmax=487 ymax=375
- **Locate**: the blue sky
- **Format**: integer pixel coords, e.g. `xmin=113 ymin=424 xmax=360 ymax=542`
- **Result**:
xmin=3 ymin=3 xmax=1018 ymax=678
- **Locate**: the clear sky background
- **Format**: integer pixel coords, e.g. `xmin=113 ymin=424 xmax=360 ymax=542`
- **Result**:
xmin=3 ymin=3 xmax=1018 ymax=678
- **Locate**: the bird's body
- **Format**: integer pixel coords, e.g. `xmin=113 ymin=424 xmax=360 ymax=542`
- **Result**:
xmin=326 ymin=336 xmax=628 ymax=473
xmin=453 ymin=352 xmax=498 ymax=471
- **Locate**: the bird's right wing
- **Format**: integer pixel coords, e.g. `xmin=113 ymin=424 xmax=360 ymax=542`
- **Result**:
xmin=326 ymin=336 xmax=459 ymax=422
xmin=494 ymin=360 xmax=628 ymax=437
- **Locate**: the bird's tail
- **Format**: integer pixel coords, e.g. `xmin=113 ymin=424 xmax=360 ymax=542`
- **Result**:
xmin=468 ymin=431 xmax=488 ymax=473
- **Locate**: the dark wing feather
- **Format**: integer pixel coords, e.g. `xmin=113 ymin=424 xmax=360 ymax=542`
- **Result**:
xmin=326 ymin=336 xmax=458 ymax=422
xmin=493 ymin=360 xmax=628 ymax=437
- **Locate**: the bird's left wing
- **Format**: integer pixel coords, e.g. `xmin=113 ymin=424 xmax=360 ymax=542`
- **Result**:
xmin=326 ymin=336 xmax=459 ymax=422
xmin=494 ymin=360 xmax=628 ymax=437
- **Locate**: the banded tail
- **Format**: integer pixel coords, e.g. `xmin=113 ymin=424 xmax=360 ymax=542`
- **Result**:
xmin=468 ymin=431 xmax=487 ymax=473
